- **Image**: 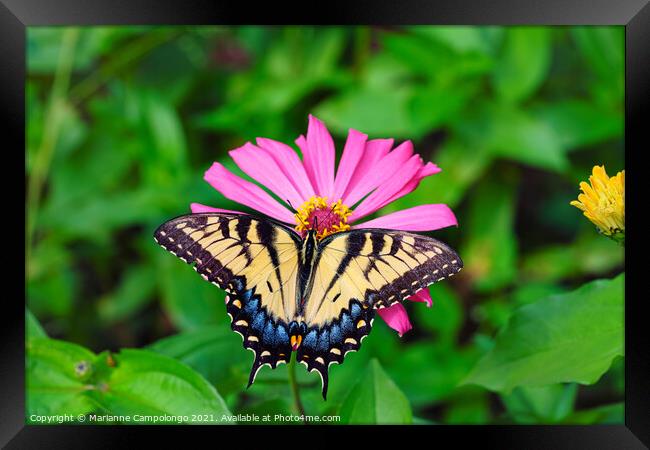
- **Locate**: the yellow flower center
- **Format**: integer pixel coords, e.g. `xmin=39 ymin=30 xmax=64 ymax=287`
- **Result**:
xmin=294 ymin=196 xmax=352 ymax=240
xmin=570 ymin=165 xmax=625 ymax=236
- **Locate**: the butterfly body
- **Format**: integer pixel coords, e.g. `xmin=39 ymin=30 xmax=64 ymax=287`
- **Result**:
xmin=154 ymin=212 xmax=462 ymax=399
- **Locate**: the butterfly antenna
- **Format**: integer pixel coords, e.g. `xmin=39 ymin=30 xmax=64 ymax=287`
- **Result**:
xmin=286 ymin=199 xmax=298 ymax=214
xmin=322 ymin=203 xmax=337 ymax=224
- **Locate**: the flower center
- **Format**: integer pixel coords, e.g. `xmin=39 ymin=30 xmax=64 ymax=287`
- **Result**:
xmin=294 ymin=196 xmax=352 ymax=240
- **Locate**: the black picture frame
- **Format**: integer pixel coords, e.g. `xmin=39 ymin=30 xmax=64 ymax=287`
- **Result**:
xmin=4 ymin=0 xmax=648 ymax=447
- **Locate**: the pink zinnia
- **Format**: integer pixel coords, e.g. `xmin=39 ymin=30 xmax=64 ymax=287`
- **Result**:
xmin=192 ymin=115 xmax=458 ymax=336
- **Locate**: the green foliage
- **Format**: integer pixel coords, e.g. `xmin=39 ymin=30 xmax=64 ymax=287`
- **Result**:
xmin=463 ymin=274 xmax=624 ymax=392
xmin=148 ymin=325 xmax=250 ymax=395
xmin=461 ymin=177 xmax=518 ymax=292
xmin=27 ymin=337 xmax=231 ymax=423
xmin=500 ymin=384 xmax=578 ymax=424
xmin=26 ymin=25 xmax=624 ymax=424
xmin=492 ymin=28 xmax=551 ymax=103
xmin=339 ymin=359 xmax=412 ymax=424
xmin=27 ymin=338 xmax=98 ymax=417
xmin=87 ymin=349 xmax=231 ymax=421
xmin=26 ymin=308 xmax=47 ymax=339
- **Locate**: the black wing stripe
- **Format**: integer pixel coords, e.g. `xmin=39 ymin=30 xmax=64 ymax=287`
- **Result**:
xmin=321 ymin=233 xmax=366 ymax=300
xmin=257 ymin=220 xmax=287 ymax=306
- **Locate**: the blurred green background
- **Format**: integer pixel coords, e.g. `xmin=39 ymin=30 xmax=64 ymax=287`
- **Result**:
xmin=26 ymin=26 xmax=624 ymax=424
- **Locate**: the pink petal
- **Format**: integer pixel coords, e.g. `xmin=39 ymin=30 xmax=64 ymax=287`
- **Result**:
xmin=229 ymin=142 xmax=304 ymax=207
xmin=300 ymin=115 xmax=336 ymax=198
xmin=352 ymin=204 xmax=458 ymax=231
xmin=377 ymin=303 xmax=413 ymax=337
xmin=256 ymin=137 xmax=315 ymax=202
xmin=385 ymin=162 xmax=441 ymax=206
xmin=349 ymin=153 xmax=423 ymax=221
xmin=408 ymin=289 xmax=433 ymax=307
xmin=343 ymin=140 xmax=411 ymax=207
xmin=331 ymin=129 xmax=368 ymax=201
xmin=345 ymin=139 xmax=394 ymax=201
xmin=204 ymin=162 xmax=294 ymax=224
xmin=190 ymin=203 xmax=245 ymax=214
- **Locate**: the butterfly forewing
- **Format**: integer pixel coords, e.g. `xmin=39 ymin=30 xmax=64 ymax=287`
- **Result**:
xmin=295 ymin=229 xmax=463 ymax=395
xmin=154 ymin=213 xmax=302 ymax=383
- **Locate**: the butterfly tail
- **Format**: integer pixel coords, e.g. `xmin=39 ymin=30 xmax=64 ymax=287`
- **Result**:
xmin=247 ymin=359 xmax=264 ymax=388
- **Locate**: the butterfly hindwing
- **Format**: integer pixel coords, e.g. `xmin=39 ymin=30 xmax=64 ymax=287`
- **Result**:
xmin=154 ymin=213 xmax=301 ymax=385
xmin=296 ymin=299 xmax=374 ymax=399
xmin=226 ymin=291 xmax=293 ymax=386
xmin=298 ymin=229 xmax=463 ymax=397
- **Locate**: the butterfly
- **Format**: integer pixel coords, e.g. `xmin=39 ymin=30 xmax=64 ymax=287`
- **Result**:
xmin=154 ymin=212 xmax=462 ymax=399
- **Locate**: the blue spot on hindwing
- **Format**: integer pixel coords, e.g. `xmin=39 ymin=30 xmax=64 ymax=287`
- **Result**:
xmin=263 ymin=322 xmax=276 ymax=345
xmin=244 ymin=297 xmax=259 ymax=314
xmin=317 ymin=329 xmax=330 ymax=352
xmin=329 ymin=324 xmax=342 ymax=344
xmin=350 ymin=302 xmax=361 ymax=318
xmin=231 ymin=278 xmax=244 ymax=293
xmin=340 ymin=312 xmax=353 ymax=334
xmin=252 ymin=311 xmax=266 ymax=332
xmin=276 ymin=324 xmax=289 ymax=343
xmin=304 ymin=330 xmax=318 ymax=349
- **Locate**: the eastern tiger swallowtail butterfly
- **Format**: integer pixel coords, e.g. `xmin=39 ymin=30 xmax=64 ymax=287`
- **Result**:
xmin=154 ymin=212 xmax=462 ymax=399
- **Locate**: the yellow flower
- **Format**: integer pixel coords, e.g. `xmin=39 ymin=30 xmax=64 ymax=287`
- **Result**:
xmin=570 ymin=165 xmax=624 ymax=243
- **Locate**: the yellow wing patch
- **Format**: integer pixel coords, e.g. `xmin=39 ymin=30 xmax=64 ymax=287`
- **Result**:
xmin=154 ymin=213 xmax=301 ymax=322
xmin=306 ymin=230 xmax=463 ymax=326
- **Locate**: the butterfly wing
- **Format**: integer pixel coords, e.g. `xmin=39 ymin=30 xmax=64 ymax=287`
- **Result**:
xmin=154 ymin=213 xmax=302 ymax=385
xmin=298 ymin=229 xmax=463 ymax=398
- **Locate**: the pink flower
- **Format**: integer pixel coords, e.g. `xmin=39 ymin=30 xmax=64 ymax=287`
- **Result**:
xmin=192 ymin=115 xmax=457 ymax=336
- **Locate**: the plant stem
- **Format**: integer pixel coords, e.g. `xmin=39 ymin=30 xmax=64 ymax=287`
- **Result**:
xmin=26 ymin=28 xmax=79 ymax=277
xmin=288 ymin=355 xmax=306 ymax=419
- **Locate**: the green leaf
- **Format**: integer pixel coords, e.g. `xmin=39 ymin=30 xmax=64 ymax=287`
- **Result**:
xmin=562 ymin=402 xmax=623 ymax=424
xmin=314 ymin=86 xmax=419 ymax=139
xmin=339 ymin=359 xmax=412 ymax=424
xmin=455 ymin=103 xmax=568 ymax=172
xmin=88 ymin=349 xmax=231 ymax=421
xmin=532 ymin=100 xmax=623 ymax=150
xmin=382 ymin=139 xmax=491 ymax=213
xmin=40 ymin=186 xmax=166 ymax=244
xmin=236 ymin=398 xmax=293 ymax=421
xmin=463 ymin=274 xmax=624 ymax=392
xmin=571 ymin=27 xmax=624 ymax=103
xmin=414 ymin=284 xmax=463 ymax=345
xmin=27 ymin=28 xmax=138 ymax=74
xmin=97 ymin=264 xmax=157 ymax=324
xmin=27 ymin=243 xmax=76 ymax=318
xmin=443 ymin=389 xmax=490 ymax=424
xmin=501 ymin=384 xmax=578 ymax=423
xmin=511 ymin=282 xmax=567 ymax=306
xmin=158 ymin=252 xmax=228 ymax=331
xmin=382 ymin=31 xmax=493 ymax=79
xmin=522 ymin=231 xmax=624 ymax=282
xmin=460 ymin=178 xmax=518 ymax=292
xmin=389 ymin=343 xmax=479 ymax=408
xmin=571 ymin=27 xmax=623 ymax=78
xmin=492 ymin=28 xmax=551 ymax=103
xmin=27 ymin=338 xmax=98 ymax=417
xmin=27 ymin=338 xmax=231 ymax=422
xmin=148 ymin=326 xmax=250 ymax=395
xmin=142 ymin=92 xmax=188 ymax=169
xmin=26 ymin=308 xmax=48 ymax=340
xmin=409 ymin=26 xmax=504 ymax=56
